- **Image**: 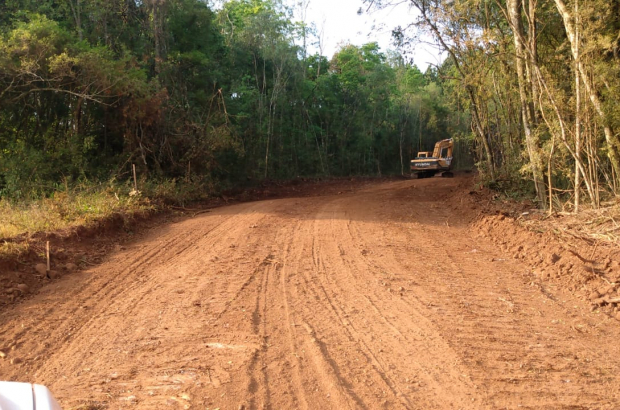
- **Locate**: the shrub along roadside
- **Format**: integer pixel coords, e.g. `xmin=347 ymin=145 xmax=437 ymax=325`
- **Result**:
xmin=0 ymin=178 xmax=216 ymax=257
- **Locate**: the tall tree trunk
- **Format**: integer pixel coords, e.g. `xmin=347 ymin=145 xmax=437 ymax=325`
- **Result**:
xmin=507 ymin=0 xmax=547 ymax=207
xmin=399 ymin=102 xmax=409 ymax=176
xmin=67 ymin=0 xmax=83 ymax=41
xmin=148 ymin=0 xmax=165 ymax=73
xmin=526 ymin=0 xmax=539 ymax=125
xmin=574 ymin=0 xmax=581 ymax=211
xmin=553 ymin=0 xmax=620 ymax=182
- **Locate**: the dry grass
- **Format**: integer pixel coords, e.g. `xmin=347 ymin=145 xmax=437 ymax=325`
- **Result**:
xmin=0 ymin=187 xmax=151 ymax=240
xmin=0 ymin=178 xmax=213 ymax=258
xmin=0 ymin=240 xmax=30 ymax=257
xmin=562 ymin=205 xmax=620 ymax=244
xmin=521 ymin=203 xmax=620 ymax=245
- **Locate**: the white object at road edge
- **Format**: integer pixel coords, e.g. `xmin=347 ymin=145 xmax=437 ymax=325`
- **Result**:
xmin=0 ymin=382 xmax=62 ymax=410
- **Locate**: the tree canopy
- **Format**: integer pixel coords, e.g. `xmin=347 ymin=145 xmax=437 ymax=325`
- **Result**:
xmin=366 ymin=0 xmax=620 ymax=210
xmin=0 ymin=0 xmax=468 ymax=201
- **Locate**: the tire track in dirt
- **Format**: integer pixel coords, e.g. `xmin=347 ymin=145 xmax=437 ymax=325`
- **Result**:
xmin=245 ymin=258 xmax=272 ymax=410
xmin=345 ymin=178 xmax=620 ymax=409
xmin=0 ymin=200 xmax=280 ymax=408
xmin=308 ymin=238 xmax=414 ymax=408
xmin=276 ymin=216 xmax=362 ymax=410
xmin=307 ymin=197 xmax=478 ymax=409
xmin=2 ymin=176 xmax=620 ymax=410
xmin=228 ymin=208 xmax=364 ymax=410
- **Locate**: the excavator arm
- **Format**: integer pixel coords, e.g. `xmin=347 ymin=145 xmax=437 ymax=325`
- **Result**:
xmin=431 ymin=138 xmax=454 ymax=159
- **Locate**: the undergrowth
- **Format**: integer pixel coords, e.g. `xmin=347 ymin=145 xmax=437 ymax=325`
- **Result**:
xmin=0 ymin=177 xmax=215 ymax=242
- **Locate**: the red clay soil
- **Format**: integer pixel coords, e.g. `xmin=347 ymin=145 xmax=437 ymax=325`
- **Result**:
xmin=1 ymin=175 xmax=620 ymax=409
xmin=0 ymin=177 xmax=381 ymax=306
xmin=472 ymin=194 xmax=620 ymax=320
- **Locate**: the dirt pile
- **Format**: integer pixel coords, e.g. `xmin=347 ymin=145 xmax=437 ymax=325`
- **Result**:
xmin=472 ymin=203 xmax=620 ymax=320
xmin=0 ymin=210 xmax=157 ymax=307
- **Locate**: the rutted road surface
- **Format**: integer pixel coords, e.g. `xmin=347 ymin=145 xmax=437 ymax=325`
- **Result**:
xmin=2 ymin=177 xmax=620 ymax=409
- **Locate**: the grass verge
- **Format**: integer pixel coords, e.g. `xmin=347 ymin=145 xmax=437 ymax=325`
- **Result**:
xmin=1 ymin=189 xmax=147 ymax=240
xmin=0 ymin=178 xmax=215 ymax=258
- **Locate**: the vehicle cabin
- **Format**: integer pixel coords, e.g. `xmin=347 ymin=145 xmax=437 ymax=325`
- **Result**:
xmin=416 ymin=151 xmax=433 ymax=159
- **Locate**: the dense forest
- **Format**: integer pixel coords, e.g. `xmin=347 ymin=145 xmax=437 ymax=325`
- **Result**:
xmin=0 ymin=0 xmax=617 ymax=211
xmin=367 ymin=0 xmax=620 ymax=210
xmin=0 ymin=0 xmax=470 ymax=203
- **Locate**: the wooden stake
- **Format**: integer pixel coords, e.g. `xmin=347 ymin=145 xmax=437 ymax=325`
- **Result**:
xmin=46 ymin=241 xmax=50 ymax=272
xmin=132 ymin=163 xmax=138 ymax=192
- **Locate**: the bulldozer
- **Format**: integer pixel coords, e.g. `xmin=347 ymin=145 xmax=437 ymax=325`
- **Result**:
xmin=410 ymin=138 xmax=454 ymax=178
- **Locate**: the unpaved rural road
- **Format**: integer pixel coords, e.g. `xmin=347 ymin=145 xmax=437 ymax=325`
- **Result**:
xmin=2 ymin=176 xmax=620 ymax=409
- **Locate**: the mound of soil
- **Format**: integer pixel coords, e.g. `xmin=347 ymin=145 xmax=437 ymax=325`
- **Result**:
xmin=472 ymin=201 xmax=620 ymax=320
xmin=0 ymin=209 xmax=158 ymax=307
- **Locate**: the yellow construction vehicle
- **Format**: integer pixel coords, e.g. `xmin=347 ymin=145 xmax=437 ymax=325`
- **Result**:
xmin=410 ymin=138 xmax=454 ymax=178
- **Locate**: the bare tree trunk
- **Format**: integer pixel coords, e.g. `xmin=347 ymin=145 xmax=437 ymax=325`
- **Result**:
xmin=67 ymin=0 xmax=83 ymax=41
xmin=399 ymin=97 xmax=410 ymax=176
xmin=548 ymin=131 xmax=555 ymax=213
xmin=147 ymin=0 xmax=165 ymax=73
xmin=574 ymin=0 xmax=581 ymax=212
xmin=418 ymin=98 xmax=422 ymax=153
xmin=534 ymin=65 xmax=597 ymax=205
xmin=507 ymin=0 xmax=547 ymax=207
xmin=526 ymin=0 xmax=539 ymax=124
xmin=265 ymin=58 xmax=289 ymax=179
xmin=467 ymin=88 xmax=496 ymax=179
xmin=553 ymin=0 xmax=620 ymax=182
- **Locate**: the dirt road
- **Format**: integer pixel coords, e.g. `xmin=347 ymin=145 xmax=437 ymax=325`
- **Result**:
xmin=2 ymin=176 xmax=620 ymax=409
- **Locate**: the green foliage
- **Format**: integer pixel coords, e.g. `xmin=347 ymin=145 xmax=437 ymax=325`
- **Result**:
xmin=366 ymin=0 xmax=620 ymax=209
xmin=0 ymin=0 xmax=470 ymax=228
